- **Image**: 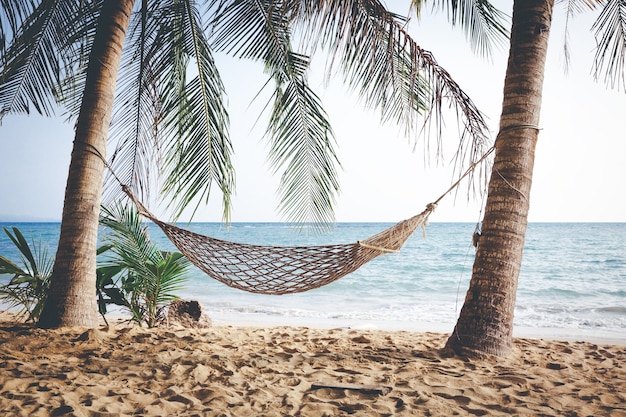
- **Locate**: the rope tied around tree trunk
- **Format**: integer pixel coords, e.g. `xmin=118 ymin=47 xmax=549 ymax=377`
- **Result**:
xmin=492 ymin=124 xmax=542 ymax=202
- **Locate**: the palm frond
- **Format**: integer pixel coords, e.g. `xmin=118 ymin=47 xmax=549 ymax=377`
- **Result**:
xmin=99 ymin=1 xmax=233 ymax=222
xmin=267 ymin=75 xmax=341 ymax=227
xmin=159 ymin=1 xmax=233 ymax=222
xmin=0 ymin=1 xmax=63 ymax=118
xmin=210 ymin=0 xmax=344 ymax=226
xmin=146 ymin=252 xmax=189 ymax=305
xmin=592 ymin=0 xmax=626 ymax=90
xmin=0 ymin=226 xmax=53 ymax=322
xmin=295 ymin=0 xmax=492 ymax=174
xmin=99 ymin=202 xmax=190 ymax=327
xmin=105 ymin=0 xmax=168 ymax=206
xmin=54 ymin=0 xmax=103 ymax=118
xmin=99 ymin=203 xmax=160 ymax=276
xmin=0 ymin=0 xmax=100 ymax=120
xmin=0 ymin=255 xmax=24 ymax=276
xmin=560 ymin=0 xmax=605 ymax=75
xmin=210 ymin=0 xmax=292 ymax=66
xmin=563 ymin=0 xmax=605 ymax=14
xmin=416 ymin=0 xmax=509 ymax=57
xmin=2 ymin=226 xmax=39 ymax=276
xmin=1 ymin=226 xmax=53 ymax=279
xmin=0 ymin=0 xmax=38 ymax=54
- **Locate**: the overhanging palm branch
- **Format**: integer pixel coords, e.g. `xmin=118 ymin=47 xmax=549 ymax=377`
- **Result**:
xmin=592 ymin=0 xmax=626 ymax=90
xmin=210 ymin=0 xmax=341 ymax=226
xmin=267 ymin=75 xmax=341 ymax=226
xmin=104 ymin=1 xmax=234 ymax=222
xmin=211 ymin=0 xmax=502 ymax=209
xmin=0 ymin=1 xmax=38 ymax=54
xmin=410 ymin=0 xmax=509 ymax=57
xmin=2 ymin=0 xmax=509 ymax=228
xmin=293 ymin=0 xmax=497 ymax=173
xmin=159 ymin=1 xmax=233 ymax=221
xmin=104 ymin=1 xmax=163 ymax=206
xmin=0 ymin=0 xmax=99 ymax=119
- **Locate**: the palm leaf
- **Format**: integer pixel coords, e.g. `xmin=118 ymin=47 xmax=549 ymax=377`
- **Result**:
xmin=102 ymin=1 xmax=233 ymax=222
xmin=54 ymin=0 xmax=103 ymax=117
xmin=99 ymin=203 xmax=160 ymax=276
xmin=292 ymin=0 xmax=493 ymax=179
xmin=0 ymin=255 xmax=25 ymax=276
xmin=159 ymin=1 xmax=233 ymax=222
xmin=0 ymin=0 xmax=63 ymax=118
xmin=210 ymin=0 xmax=343 ymax=226
xmin=266 ymin=76 xmax=341 ymax=226
xmin=412 ymin=0 xmax=509 ymax=57
xmin=0 ymin=0 xmax=38 ymax=53
xmin=0 ymin=227 xmax=53 ymax=322
xmin=3 ymin=227 xmax=39 ymax=276
xmin=0 ymin=0 xmax=99 ymax=120
xmin=146 ymin=252 xmax=189 ymax=305
xmin=210 ymin=0 xmax=293 ymax=66
xmin=104 ymin=1 xmax=161 ymax=206
xmin=592 ymin=0 xmax=626 ymax=90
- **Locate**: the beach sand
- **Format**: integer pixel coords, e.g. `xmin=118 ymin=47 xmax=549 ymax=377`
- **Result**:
xmin=0 ymin=312 xmax=624 ymax=416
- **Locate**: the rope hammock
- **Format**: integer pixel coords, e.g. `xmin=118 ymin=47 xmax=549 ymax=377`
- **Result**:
xmin=108 ymin=142 xmax=500 ymax=296
xmin=130 ymin=199 xmax=435 ymax=295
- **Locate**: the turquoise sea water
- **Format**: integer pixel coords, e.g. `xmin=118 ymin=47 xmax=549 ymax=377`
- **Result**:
xmin=1 ymin=222 xmax=625 ymax=341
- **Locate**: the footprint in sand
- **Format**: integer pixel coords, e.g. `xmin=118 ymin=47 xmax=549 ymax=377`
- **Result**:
xmin=278 ymin=376 xmax=302 ymax=387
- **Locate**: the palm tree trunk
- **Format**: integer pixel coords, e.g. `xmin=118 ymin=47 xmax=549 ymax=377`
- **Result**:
xmin=445 ymin=0 xmax=554 ymax=357
xmin=38 ymin=0 xmax=135 ymax=328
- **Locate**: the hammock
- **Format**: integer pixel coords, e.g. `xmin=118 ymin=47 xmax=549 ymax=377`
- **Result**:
xmin=136 ymin=201 xmax=435 ymax=295
xmin=112 ymin=142 xmax=496 ymax=295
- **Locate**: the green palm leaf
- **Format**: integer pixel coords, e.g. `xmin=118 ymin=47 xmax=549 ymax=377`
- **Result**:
xmin=412 ymin=0 xmax=509 ymax=57
xmin=0 ymin=0 xmax=99 ymax=119
xmin=210 ymin=0 xmax=343 ymax=226
xmin=267 ymin=77 xmax=340 ymax=226
xmin=0 ymin=227 xmax=53 ymax=322
xmin=3 ymin=0 xmax=509 ymax=229
xmin=102 ymin=1 xmax=234 ymax=222
xmin=99 ymin=203 xmax=159 ymax=277
xmin=592 ymin=0 xmax=626 ymax=90
xmin=160 ymin=17 xmax=234 ymax=222
xmin=99 ymin=202 xmax=190 ymax=327
xmin=104 ymin=1 xmax=164 ymax=206
xmin=146 ymin=252 xmax=189 ymax=305
xmin=294 ymin=0 xmax=494 ymax=173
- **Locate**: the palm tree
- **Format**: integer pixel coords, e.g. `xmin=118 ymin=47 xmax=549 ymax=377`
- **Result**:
xmin=2 ymin=0 xmax=136 ymax=327
xmin=445 ymin=0 xmax=625 ymax=357
xmin=1 ymin=0 xmax=506 ymax=328
xmin=444 ymin=0 xmax=554 ymax=357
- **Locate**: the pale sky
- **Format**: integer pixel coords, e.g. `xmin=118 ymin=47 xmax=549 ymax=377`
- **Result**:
xmin=1 ymin=1 xmax=624 ymax=223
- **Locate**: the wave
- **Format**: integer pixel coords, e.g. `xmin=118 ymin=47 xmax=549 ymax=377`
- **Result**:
xmin=594 ymin=306 xmax=626 ymax=314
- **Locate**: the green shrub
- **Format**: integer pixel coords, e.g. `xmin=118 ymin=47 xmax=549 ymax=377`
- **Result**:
xmin=98 ymin=203 xmax=190 ymax=327
xmin=0 ymin=203 xmax=190 ymax=328
xmin=0 ymin=227 xmax=53 ymax=323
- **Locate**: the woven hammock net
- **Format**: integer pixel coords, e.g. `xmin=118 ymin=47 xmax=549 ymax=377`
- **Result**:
xmin=141 ymin=205 xmax=435 ymax=295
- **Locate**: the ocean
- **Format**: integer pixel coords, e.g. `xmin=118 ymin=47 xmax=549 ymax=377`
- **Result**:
xmin=1 ymin=222 xmax=625 ymax=342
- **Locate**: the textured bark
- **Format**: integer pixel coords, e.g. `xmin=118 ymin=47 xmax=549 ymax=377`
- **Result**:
xmin=38 ymin=0 xmax=135 ymax=328
xmin=445 ymin=0 xmax=554 ymax=357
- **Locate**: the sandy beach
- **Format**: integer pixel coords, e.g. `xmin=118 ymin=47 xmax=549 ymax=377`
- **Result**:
xmin=0 ymin=312 xmax=624 ymax=416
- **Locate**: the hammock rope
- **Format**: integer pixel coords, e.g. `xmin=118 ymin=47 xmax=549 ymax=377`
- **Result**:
xmin=99 ymin=141 xmax=499 ymax=295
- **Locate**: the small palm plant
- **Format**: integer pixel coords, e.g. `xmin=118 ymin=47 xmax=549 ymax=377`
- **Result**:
xmin=98 ymin=203 xmax=190 ymax=327
xmin=0 ymin=227 xmax=54 ymax=323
